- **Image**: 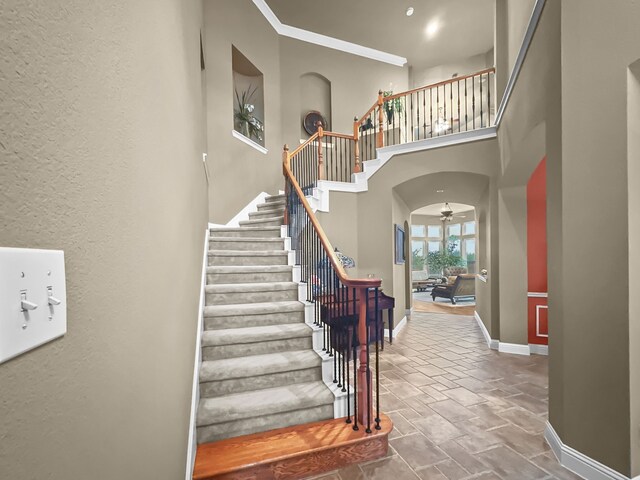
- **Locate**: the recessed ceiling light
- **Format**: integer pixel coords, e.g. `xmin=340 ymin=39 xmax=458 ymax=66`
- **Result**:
xmin=406 ymin=7 xmax=414 ymax=16
xmin=426 ymin=19 xmax=440 ymax=39
xmin=436 ymin=189 xmax=444 ymax=193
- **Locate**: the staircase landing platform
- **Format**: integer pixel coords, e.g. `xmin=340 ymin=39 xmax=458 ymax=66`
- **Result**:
xmin=193 ymin=414 xmax=392 ymax=480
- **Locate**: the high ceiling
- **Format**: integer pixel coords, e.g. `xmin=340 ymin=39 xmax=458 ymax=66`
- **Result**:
xmin=413 ymin=203 xmax=474 ymax=217
xmin=264 ymin=0 xmax=495 ymax=69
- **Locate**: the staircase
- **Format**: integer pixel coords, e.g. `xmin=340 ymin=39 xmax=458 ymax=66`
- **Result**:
xmin=196 ymin=194 xmax=335 ymax=444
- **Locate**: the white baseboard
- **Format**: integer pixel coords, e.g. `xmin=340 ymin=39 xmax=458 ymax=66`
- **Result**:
xmin=529 ymin=343 xmax=549 ymax=355
xmin=386 ymin=316 xmax=407 ymax=340
xmin=545 ymin=422 xmax=631 ymax=480
xmin=498 ymin=342 xmax=531 ymax=356
xmin=185 ymin=227 xmax=209 ymax=480
xmin=474 ymin=311 xmax=499 ymax=350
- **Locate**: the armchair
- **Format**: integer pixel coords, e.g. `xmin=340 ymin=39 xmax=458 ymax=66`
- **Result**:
xmin=431 ymin=274 xmax=476 ymax=304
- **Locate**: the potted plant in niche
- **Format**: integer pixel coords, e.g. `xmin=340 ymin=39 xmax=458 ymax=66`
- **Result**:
xmin=383 ymin=90 xmax=403 ymax=124
xmin=234 ymin=85 xmax=264 ymax=144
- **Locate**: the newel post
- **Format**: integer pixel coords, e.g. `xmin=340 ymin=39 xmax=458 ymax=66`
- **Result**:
xmin=353 ymin=116 xmax=361 ymax=174
xmin=282 ymin=144 xmax=290 ymax=225
xmin=317 ymin=122 xmax=325 ymax=181
xmin=357 ymin=286 xmax=372 ymax=430
xmin=377 ymin=90 xmax=384 ymax=149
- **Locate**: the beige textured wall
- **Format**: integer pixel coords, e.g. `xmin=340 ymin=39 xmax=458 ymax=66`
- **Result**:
xmin=204 ymin=0 xmax=283 ymax=223
xmin=409 ymin=52 xmax=493 ymax=89
xmin=628 ymin=59 xmax=640 ymax=478
xmin=280 ymin=37 xmax=409 ymax=145
xmin=392 ymin=191 xmax=411 ymax=315
xmin=0 ymin=1 xmax=208 ymax=479
xmin=557 ymin=0 xmax=640 ymax=474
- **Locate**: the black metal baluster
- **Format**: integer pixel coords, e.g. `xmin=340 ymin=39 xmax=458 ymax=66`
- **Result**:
xmin=464 ymin=78 xmax=468 ymax=131
xmin=429 ymin=88 xmax=433 ymax=138
xmin=450 ymin=82 xmax=453 ymax=135
xmin=346 ymin=283 xmax=352 ymax=424
xmin=457 ymin=80 xmax=461 ymax=133
xmin=416 ymin=90 xmax=420 ymax=141
xmin=436 ymin=85 xmax=440 ymax=136
xmin=472 ymin=76 xmax=476 ymax=130
xmin=480 ymin=73 xmax=484 ymax=127
xmin=365 ymin=290 xmax=372 ymax=434
xmin=352 ymin=315 xmax=358 ymax=431
xmin=374 ymin=288 xmax=381 ymax=430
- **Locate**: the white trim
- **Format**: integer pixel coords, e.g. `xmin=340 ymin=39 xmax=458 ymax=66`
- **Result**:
xmin=536 ymin=304 xmax=549 ymax=338
xmin=528 ymin=291 xmax=548 ymax=298
xmin=477 ymin=274 xmax=488 ymax=283
xmin=529 ymin=343 xmax=548 ymax=355
xmin=386 ymin=315 xmax=407 ymax=340
xmin=185 ymin=227 xmax=209 ymax=480
xmin=474 ymin=311 xmax=499 ymax=350
xmin=231 ymin=129 xmax=268 ymax=154
xmin=214 ymin=191 xmax=269 ymax=228
xmin=545 ymin=422 xmax=631 ymax=480
xmin=251 ymin=0 xmax=407 ymax=67
xmin=498 ymin=342 xmax=531 ymax=356
xmin=494 ymin=0 xmax=547 ymax=126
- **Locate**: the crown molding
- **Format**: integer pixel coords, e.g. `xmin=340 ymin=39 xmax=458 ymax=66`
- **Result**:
xmin=251 ymin=0 xmax=407 ymax=67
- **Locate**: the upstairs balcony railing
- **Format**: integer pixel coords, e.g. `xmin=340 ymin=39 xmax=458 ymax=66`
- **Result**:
xmin=289 ymin=67 xmax=496 ymax=185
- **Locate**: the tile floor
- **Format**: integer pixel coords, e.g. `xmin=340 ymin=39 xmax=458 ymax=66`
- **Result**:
xmin=312 ymin=312 xmax=580 ymax=480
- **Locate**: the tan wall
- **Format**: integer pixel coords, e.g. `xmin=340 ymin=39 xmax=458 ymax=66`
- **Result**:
xmin=392 ymin=191 xmax=411 ymax=315
xmin=204 ymin=0 xmax=284 ymax=223
xmin=628 ymin=59 xmax=640 ymax=478
xmin=0 ymin=1 xmax=208 ymax=479
xmin=279 ymin=37 xmax=409 ymax=144
xmin=556 ymin=0 xmax=640 ymax=475
xmin=409 ymin=52 xmax=493 ymax=89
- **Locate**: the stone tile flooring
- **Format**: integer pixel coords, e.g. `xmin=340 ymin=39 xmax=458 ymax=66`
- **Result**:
xmin=312 ymin=312 xmax=580 ymax=480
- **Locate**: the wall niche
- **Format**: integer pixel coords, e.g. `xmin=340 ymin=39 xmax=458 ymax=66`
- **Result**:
xmin=232 ymin=46 xmax=265 ymax=146
xmin=300 ymin=72 xmax=331 ymax=139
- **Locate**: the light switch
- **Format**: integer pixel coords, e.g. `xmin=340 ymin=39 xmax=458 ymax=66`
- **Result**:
xmin=0 ymin=248 xmax=66 ymax=364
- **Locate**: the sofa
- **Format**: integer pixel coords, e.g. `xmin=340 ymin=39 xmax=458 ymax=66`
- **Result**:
xmin=431 ymin=274 xmax=475 ymax=304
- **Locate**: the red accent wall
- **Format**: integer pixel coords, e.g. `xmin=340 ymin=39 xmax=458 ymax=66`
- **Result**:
xmin=527 ymin=158 xmax=548 ymax=345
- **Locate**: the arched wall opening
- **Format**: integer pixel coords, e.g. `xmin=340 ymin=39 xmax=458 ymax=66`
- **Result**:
xmin=299 ymin=72 xmax=332 ymax=139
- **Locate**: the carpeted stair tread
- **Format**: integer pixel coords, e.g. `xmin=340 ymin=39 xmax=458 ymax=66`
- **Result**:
xmin=196 ymin=381 xmax=333 ymax=427
xmin=265 ymin=194 xmax=285 ymax=202
xmin=205 ymin=282 xmax=297 ymax=294
xmin=203 ymin=301 xmax=303 ymax=317
xmin=202 ymin=323 xmax=312 ymax=347
xmin=257 ymin=200 xmax=285 ymax=210
xmin=208 ymin=250 xmax=287 ymax=257
xmin=239 ymin=216 xmax=283 ymax=226
xmin=209 ymin=237 xmax=284 ymax=244
xmin=199 ymin=350 xmax=321 ymax=383
xmin=210 ymin=226 xmax=281 ymax=235
xmin=206 ymin=265 xmax=292 ymax=274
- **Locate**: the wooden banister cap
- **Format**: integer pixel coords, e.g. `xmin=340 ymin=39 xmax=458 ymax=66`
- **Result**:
xmin=283 ymin=144 xmax=289 ymax=151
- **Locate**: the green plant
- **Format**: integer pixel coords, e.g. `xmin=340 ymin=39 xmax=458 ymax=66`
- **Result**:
xmin=427 ymin=240 xmax=466 ymax=274
xmin=234 ymin=85 xmax=264 ymax=142
xmin=382 ymin=90 xmax=404 ymax=115
xmin=412 ymin=248 xmax=426 ymax=271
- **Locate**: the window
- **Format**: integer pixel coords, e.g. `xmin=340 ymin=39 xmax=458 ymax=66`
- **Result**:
xmin=463 ymin=221 xmax=476 ymax=236
xmin=427 ymin=225 xmax=441 ymax=238
xmin=428 ymin=241 xmax=440 ymax=253
xmin=448 ymin=223 xmax=461 ymax=237
xmin=411 ymin=225 xmax=426 ymax=237
xmin=411 ymin=240 xmax=425 ymax=256
xmin=449 ymin=238 xmax=461 ymax=256
xmin=464 ymin=238 xmax=476 ymax=260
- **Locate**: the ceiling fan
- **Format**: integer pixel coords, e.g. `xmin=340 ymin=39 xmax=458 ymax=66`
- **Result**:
xmin=439 ymin=202 xmax=467 ymax=222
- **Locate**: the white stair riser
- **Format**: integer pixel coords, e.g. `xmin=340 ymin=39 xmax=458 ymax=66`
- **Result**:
xmin=206 ymin=288 xmax=298 ymax=305
xmin=200 ymin=367 xmax=322 ymax=398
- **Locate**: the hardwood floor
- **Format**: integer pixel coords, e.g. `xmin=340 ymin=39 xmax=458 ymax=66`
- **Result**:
xmin=194 ymin=414 xmax=392 ymax=480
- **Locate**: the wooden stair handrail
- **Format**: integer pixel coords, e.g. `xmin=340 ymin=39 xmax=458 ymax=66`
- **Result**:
xmin=356 ymin=67 xmax=496 ymax=126
xmin=283 ymin=141 xmax=381 ymax=289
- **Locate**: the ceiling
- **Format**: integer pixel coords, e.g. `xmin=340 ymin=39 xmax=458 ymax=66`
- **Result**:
xmin=413 ymin=202 xmax=475 ymax=217
xmin=264 ymin=0 xmax=495 ymax=69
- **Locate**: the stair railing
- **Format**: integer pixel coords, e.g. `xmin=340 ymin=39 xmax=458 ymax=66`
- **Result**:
xmin=357 ymin=68 xmax=495 ymax=153
xmin=283 ymin=142 xmax=383 ymax=434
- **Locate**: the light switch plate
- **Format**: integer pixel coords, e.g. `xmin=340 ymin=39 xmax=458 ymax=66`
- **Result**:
xmin=0 ymin=247 xmax=66 ymax=364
